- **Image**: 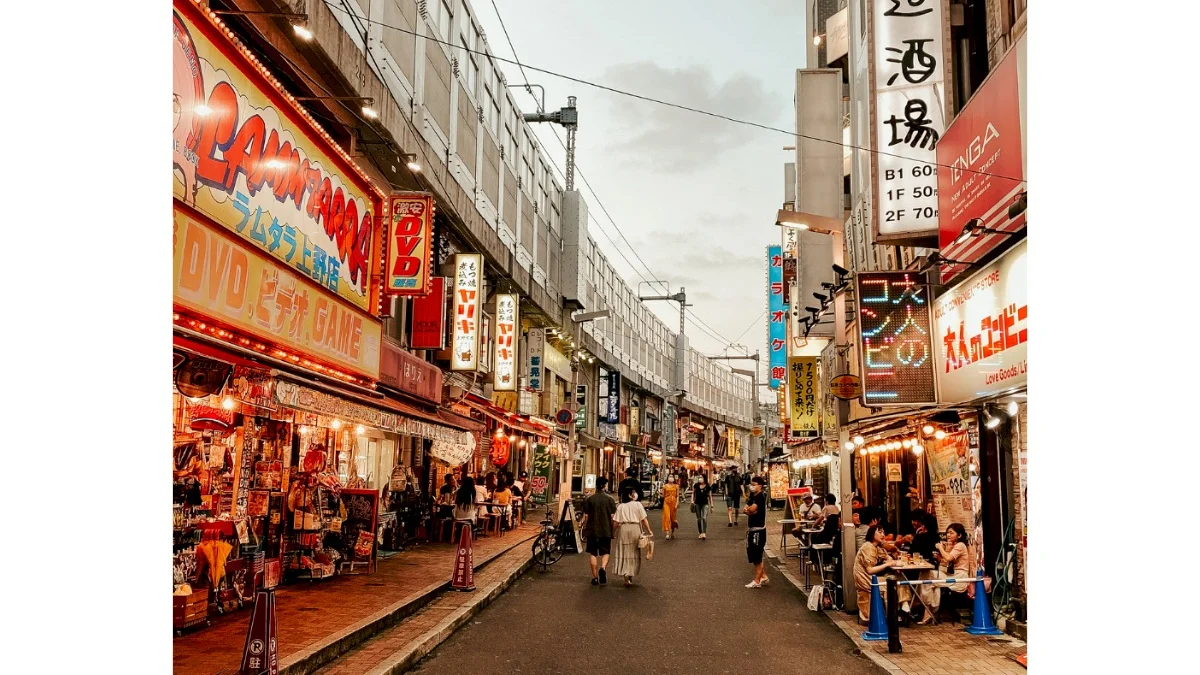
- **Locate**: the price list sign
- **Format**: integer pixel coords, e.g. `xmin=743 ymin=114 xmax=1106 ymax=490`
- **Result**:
xmin=855 ymin=271 xmax=936 ymax=406
xmin=872 ymin=0 xmax=947 ymax=240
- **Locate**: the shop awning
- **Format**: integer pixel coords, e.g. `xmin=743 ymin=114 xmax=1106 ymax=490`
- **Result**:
xmin=173 ymin=334 xmax=266 ymax=371
xmin=577 ymin=432 xmax=605 ymax=449
xmin=460 ymin=393 xmax=554 ymax=436
xmin=273 ymin=373 xmax=476 ymax=435
xmin=437 ymin=407 xmax=486 ymax=434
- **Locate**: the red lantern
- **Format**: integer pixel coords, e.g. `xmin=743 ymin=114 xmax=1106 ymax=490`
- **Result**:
xmin=490 ymin=435 xmax=511 ymax=467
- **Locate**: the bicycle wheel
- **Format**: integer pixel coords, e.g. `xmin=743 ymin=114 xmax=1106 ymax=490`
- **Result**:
xmin=531 ymin=536 xmax=553 ymax=570
xmin=544 ymin=537 xmax=565 ymax=565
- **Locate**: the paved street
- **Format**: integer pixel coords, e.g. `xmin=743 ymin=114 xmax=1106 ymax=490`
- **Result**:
xmin=406 ymin=500 xmax=882 ymax=675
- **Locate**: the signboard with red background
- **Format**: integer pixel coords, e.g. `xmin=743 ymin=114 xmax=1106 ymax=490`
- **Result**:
xmin=936 ymin=34 xmax=1027 ymax=284
xmin=386 ymin=193 xmax=435 ymax=296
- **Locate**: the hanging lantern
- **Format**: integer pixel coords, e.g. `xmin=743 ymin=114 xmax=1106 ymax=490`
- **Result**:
xmin=490 ymin=434 xmax=511 ymax=466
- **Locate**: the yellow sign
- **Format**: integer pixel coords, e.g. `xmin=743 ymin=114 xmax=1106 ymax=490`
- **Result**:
xmin=173 ymin=206 xmax=382 ymax=379
xmin=788 ymin=356 xmax=819 ymax=439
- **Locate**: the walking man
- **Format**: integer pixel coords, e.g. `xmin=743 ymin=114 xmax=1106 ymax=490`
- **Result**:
xmin=579 ymin=476 xmax=617 ymax=585
xmin=618 ymin=466 xmax=642 ymax=503
xmin=724 ymin=468 xmax=742 ymax=526
xmin=744 ymin=476 xmax=769 ymax=588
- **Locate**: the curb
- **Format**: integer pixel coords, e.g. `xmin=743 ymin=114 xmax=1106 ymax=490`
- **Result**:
xmin=361 ymin=551 xmax=535 ymax=675
xmin=278 ymin=531 xmax=537 ymax=675
xmin=764 ymin=546 xmax=902 ymax=675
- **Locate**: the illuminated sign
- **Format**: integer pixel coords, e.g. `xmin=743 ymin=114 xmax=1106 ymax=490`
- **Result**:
xmin=386 ymin=193 xmax=435 ymax=296
xmin=527 ymin=328 xmax=545 ymax=391
xmin=450 ymin=254 xmax=482 ymax=371
xmin=855 ymin=271 xmax=936 ymax=405
xmin=493 ymin=294 xmax=519 ymax=391
xmin=788 ymin=356 xmax=819 ymax=440
xmin=767 ymin=246 xmax=787 ymax=388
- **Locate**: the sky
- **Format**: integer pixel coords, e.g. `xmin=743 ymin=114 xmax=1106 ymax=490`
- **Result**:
xmin=475 ymin=0 xmax=809 ymax=379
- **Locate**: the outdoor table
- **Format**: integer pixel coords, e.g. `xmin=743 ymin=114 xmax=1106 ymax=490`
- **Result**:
xmin=776 ymin=519 xmax=799 ymax=558
xmin=889 ymin=561 xmax=937 ymax=619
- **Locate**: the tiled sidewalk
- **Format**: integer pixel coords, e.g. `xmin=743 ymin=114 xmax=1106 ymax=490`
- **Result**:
xmin=763 ymin=515 xmax=1027 ymax=674
xmin=173 ymin=522 xmax=539 ymax=675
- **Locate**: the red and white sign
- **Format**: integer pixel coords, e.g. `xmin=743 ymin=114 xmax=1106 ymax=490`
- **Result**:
xmin=451 ymin=254 xmax=482 ymax=371
xmin=936 ymin=34 xmax=1027 ymax=283
xmin=932 ymin=239 xmax=1027 ymax=403
xmin=493 ymin=294 xmax=519 ymax=391
xmin=379 ymin=340 xmax=443 ymax=404
xmin=386 ymin=193 xmax=434 ymax=296
xmin=410 ymin=277 xmax=448 ymax=350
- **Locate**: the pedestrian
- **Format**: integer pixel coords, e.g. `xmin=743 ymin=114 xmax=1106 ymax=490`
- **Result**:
xmin=661 ymin=475 xmax=679 ymax=540
xmin=816 ymin=493 xmax=840 ymax=527
xmin=452 ymin=476 xmax=478 ymax=541
xmin=724 ymin=468 xmax=742 ymax=526
xmin=579 ymin=476 xmax=617 ymax=585
xmin=692 ymin=475 xmax=712 ymax=540
xmin=744 ymin=476 xmax=769 ymax=588
xmin=618 ymin=466 xmax=642 ymax=503
xmin=611 ymin=484 xmax=653 ymax=587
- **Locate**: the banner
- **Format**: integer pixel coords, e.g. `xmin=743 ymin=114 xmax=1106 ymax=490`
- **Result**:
xmin=788 ymin=357 xmax=820 ymax=439
xmin=451 ymin=254 xmax=482 ymax=371
xmin=492 ymin=294 xmax=519 ymax=391
xmin=173 ymin=206 xmax=382 ymax=379
xmin=527 ymin=328 xmax=546 ymax=391
xmin=767 ymin=246 xmax=787 ymax=388
xmin=173 ymin=1 xmax=382 ymax=314
xmin=530 ymin=444 xmax=552 ymax=505
xmin=605 ymin=371 xmax=621 ymax=424
xmin=410 ymin=277 xmax=447 ymax=349
xmin=820 ymin=342 xmax=838 ymax=439
xmin=385 ymin=193 xmax=434 ymax=296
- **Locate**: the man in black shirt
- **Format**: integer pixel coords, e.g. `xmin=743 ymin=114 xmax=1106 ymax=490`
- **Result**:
xmin=618 ymin=466 xmax=642 ymax=503
xmin=744 ymin=476 xmax=769 ymax=588
xmin=724 ymin=469 xmax=742 ymax=527
xmin=579 ymin=476 xmax=617 ymax=585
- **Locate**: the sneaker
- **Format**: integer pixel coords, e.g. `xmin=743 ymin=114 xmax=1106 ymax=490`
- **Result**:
xmin=591 ymin=578 xmax=599 ymax=586
xmin=759 ymin=576 xmax=769 ymax=586
xmin=745 ymin=581 xmax=762 ymax=589
xmin=598 ymin=569 xmax=607 ymax=585
xmin=727 ymin=522 xmax=734 ymax=527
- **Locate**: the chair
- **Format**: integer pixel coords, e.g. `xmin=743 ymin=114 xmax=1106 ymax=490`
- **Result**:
xmin=434 ymin=517 xmax=454 ymax=543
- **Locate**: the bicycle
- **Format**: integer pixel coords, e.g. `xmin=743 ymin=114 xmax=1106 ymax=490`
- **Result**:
xmin=530 ymin=506 xmax=565 ymax=571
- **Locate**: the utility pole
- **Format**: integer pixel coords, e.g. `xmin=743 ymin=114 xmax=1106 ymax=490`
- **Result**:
xmin=522 ymin=96 xmax=578 ymax=190
xmin=559 ymin=310 xmax=609 ymax=514
xmin=639 ymin=287 xmax=689 ymax=455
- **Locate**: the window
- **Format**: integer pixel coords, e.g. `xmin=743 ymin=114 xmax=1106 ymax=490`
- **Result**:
xmin=459 ymin=10 xmax=479 ymax=96
xmin=429 ymin=0 xmax=452 ymax=43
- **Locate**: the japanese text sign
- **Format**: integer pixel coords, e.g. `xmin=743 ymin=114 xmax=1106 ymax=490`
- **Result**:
xmin=768 ymin=246 xmax=787 ymax=388
xmin=788 ymin=357 xmax=820 ymax=439
xmin=606 ymin=371 xmax=622 ymax=424
xmin=451 ymin=254 xmax=482 ymax=371
xmin=872 ymin=0 xmax=947 ymax=240
xmin=855 ymin=271 xmax=936 ymax=406
xmin=527 ymin=328 xmax=545 ymax=391
xmin=174 ymin=205 xmax=381 ymax=379
xmin=932 ymin=239 xmax=1026 ymax=403
xmin=493 ymin=294 xmax=519 ymax=391
xmin=410 ymin=277 xmax=447 ymax=349
xmin=936 ymin=34 xmax=1026 ymax=282
xmin=530 ymin=444 xmax=552 ymax=505
xmin=386 ymin=193 xmax=434 ymax=295
xmin=172 ymin=2 xmax=382 ymax=313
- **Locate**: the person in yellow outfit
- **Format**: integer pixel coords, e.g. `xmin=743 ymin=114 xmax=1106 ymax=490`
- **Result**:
xmin=661 ymin=475 xmax=679 ymax=540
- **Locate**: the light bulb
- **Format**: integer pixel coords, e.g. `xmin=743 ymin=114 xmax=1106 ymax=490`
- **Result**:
xmin=922 ymin=425 xmax=934 ymax=435
xmin=986 ymin=415 xmax=1001 ymax=429
xmin=509 ymin=435 xmax=516 ymax=443
xmin=859 ymin=448 xmax=867 ymax=456
xmin=355 ymin=424 xmax=365 ymax=435
xmin=221 ymin=396 xmax=235 ymax=410
xmin=934 ymin=430 xmax=946 ymax=440
xmin=332 ymin=419 xmax=342 ymax=430
xmin=293 ymin=24 xmax=314 ymax=41
xmin=361 ymin=105 xmax=379 ymax=119
xmin=519 ymin=440 xmax=527 ymax=448
xmin=853 ymin=435 xmax=865 ymax=446
xmin=902 ymin=439 xmax=912 ymax=449
xmin=407 ymin=159 xmax=422 ymax=172
xmin=912 ymin=445 xmax=924 ymax=455
xmin=813 ymin=34 xmax=822 ymax=46
xmin=1007 ymin=401 xmax=1019 ymax=416
xmin=844 ymin=441 xmax=856 ymax=451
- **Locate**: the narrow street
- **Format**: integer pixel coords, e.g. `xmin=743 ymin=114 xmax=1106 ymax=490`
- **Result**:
xmin=405 ymin=502 xmax=881 ymax=675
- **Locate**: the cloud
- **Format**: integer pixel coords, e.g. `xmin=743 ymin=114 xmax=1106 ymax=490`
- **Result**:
xmin=596 ymin=62 xmax=783 ymax=173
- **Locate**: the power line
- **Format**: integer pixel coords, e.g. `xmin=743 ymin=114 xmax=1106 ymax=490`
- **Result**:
xmin=321 ymin=0 xmax=1025 ymax=184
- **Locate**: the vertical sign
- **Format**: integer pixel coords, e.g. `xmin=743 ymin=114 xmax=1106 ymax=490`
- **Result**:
xmin=386 ymin=193 xmax=435 ymax=295
xmin=410 ymin=277 xmax=448 ymax=349
xmin=605 ymin=371 xmax=622 ymax=423
xmin=530 ymin=444 xmax=552 ymax=505
xmin=451 ymin=254 xmax=482 ymax=371
xmin=662 ymin=403 xmax=677 ymax=455
xmin=872 ymin=0 xmax=947 ymax=240
xmin=493 ymin=294 xmax=518 ymax=390
xmin=767 ymin=246 xmax=787 ymax=389
xmin=526 ymin=328 xmax=546 ymax=391
xmin=575 ymin=384 xmax=587 ymax=429
xmin=856 ymin=271 xmax=936 ymax=406
xmin=820 ymin=341 xmax=839 ymax=439
xmin=788 ymin=356 xmax=819 ymax=439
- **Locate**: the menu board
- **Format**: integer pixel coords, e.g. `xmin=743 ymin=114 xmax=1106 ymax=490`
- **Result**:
xmin=530 ymin=444 xmax=553 ymax=505
xmin=769 ymin=464 xmax=790 ymax=501
xmin=337 ymin=489 xmax=379 ymax=562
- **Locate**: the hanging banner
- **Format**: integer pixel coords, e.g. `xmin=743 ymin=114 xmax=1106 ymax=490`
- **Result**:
xmin=605 ymin=371 xmax=622 ymax=423
xmin=788 ymin=357 xmax=819 ymax=440
xmin=172 ymin=1 xmax=382 ymax=314
xmin=410 ymin=277 xmax=448 ymax=349
xmin=871 ymin=0 xmax=948 ymax=241
xmin=527 ymin=328 xmax=546 ymax=391
xmin=385 ymin=193 xmax=435 ymax=296
xmin=493 ymin=294 xmax=519 ymax=391
xmin=767 ymin=246 xmax=787 ymax=388
xmin=173 ymin=207 xmax=382 ymax=379
xmin=820 ymin=342 xmax=838 ymax=439
xmin=855 ymin=271 xmax=936 ymax=406
xmin=451 ymin=254 xmax=482 ymax=371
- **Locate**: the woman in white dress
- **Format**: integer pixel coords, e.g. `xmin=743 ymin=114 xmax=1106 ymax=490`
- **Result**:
xmin=610 ymin=484 xmax=653 ymax=587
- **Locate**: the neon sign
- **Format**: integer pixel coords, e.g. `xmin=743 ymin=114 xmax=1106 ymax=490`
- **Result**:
xmin=855 ymin=271 xmax=936 ymax=405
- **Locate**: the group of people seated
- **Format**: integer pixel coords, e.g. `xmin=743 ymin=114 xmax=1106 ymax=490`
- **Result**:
xmin=437 ymin=469 xmax=527 ymax=534
xmin=851 ymin=506 xmax=973 ymax=626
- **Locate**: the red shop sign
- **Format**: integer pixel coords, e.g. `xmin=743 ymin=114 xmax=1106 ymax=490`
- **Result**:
xmin=410 ymin=277 xmax=448 ymax=350
xmin=379 ymin=340 xmax=443 ymax=404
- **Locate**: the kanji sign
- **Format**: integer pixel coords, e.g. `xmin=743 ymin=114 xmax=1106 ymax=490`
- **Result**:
xmin=493 ymin=294 xmax=519 ymax=391
xmin=410 ymin=277 xmax=447 ymax=349
xmin=386 ymin=193 xmax=434 ymax=296
xmin=527 ymin=328 xmax=545 ymax=391
xmin=767 ymin=245 xmax=787 ymax=388
xmin=451 ymin=254 xmax=482 ymax=371
xmin=872 ymin=0 xmax=947 ymax=240
xmin=788 ymin=356 xmax=819 ymax=440
xmin=855 ymin=271 xmax=936 ymax=406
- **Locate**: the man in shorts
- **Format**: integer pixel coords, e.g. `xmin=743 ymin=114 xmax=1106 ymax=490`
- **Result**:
xmin=724 ymin=468 xmax=742 ymax=526
xmin=579 ymin=476 xmax=617 ymax=585
xmin=744 ymin=476 xmax=769 ymax=588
